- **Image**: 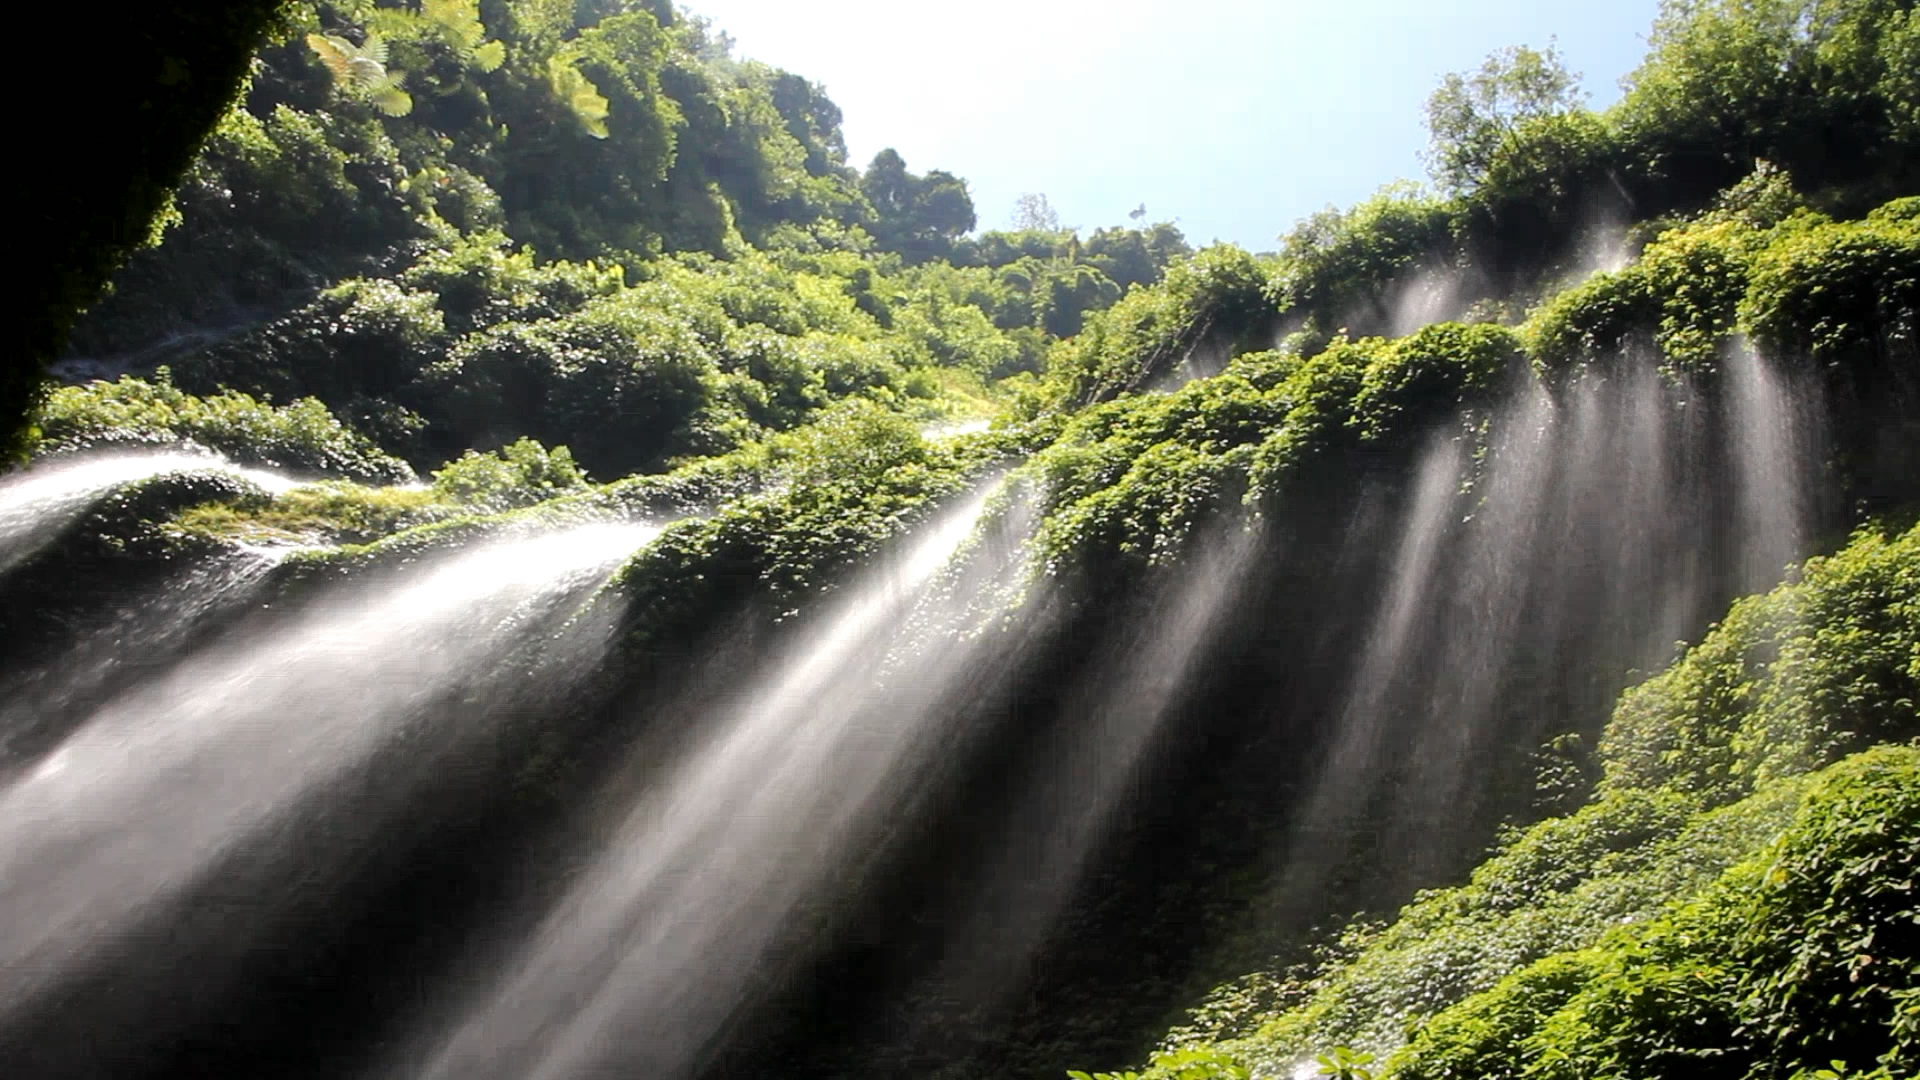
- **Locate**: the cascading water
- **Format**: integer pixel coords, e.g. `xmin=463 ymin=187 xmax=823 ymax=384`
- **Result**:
xmin=0 ymin=522 xmax=656 ymax=1058
xmin=0 ymin=450 xmax=303 ymax=574
xmin=0 ymin=347 xmax=1850 ymax=1079
xmin=1726 ymin=345 xmax=1822 ymax=586
xmin=1266 ymin=348 xmax=1823 ymax=908
xmin=921 ymin=521 xmax=1266 ymax=1013
xmin=0 ymin=549 xmax=284 ymax=773
xmin=407 ymin=484 xmax=1012 ymax=1080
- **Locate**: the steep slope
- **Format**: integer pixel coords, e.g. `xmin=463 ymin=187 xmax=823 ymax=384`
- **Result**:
xmin=2 ymin=2 xmax=1917 ymax=1079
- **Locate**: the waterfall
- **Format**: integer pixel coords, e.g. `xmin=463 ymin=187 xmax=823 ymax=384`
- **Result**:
xmin=1267 ymin=350 xmax=1822 ymax=905
xmin=408 ymin=484 xmax=1013 ymax=1080
xmin=920 ymin=520 xmax=1265 ymax=1014
xmin=0 ymin=349 xmax=1842 ymax=1079
xmin=0 ymin=522 xmax=655 ymax=1038
xmin=0 ymin=450 xmax=302 ymax=574
xmin=0 ymin=549 xmax=284 ymax=774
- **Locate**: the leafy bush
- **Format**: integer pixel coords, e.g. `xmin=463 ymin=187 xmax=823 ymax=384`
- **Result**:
xmin=1741 ymin=201 xmax=1920 ymax=365
xmin=32 ymin=373 xmax=413 ymax=483
xmin=431 ymin=437 xmax=589 ymax=511
xmin=1052 ymin=246 xmax=1276 ymax=406
xmin=1274 ymin=185 xmax=1461 ymax=345
xmin=183 ymin=276 xmax=449 ymax=407
xmin=415 ymin=292 xmax=744 ymax=476
xmin=1601 ymin=521 xmax=1920 ymax=801
xmin=396 ymin=231 xmax=624 ymax=336
xmin=1394 ymin=746 xmax=1919 ymax=1080
xmin=1154 ymin=523 xmax=1917 ymax=1076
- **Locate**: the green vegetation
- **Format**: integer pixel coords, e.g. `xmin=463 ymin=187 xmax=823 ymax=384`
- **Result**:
xmin=32 ymin=371 xmax=412 ymax=483
xmin=8 ymin=1 xmax=1919 ymax=1079
xmin=13 ymin=0 xmax=290 ymax=460
xmin=1142 ymin=522 xmax=1918 ymax=1078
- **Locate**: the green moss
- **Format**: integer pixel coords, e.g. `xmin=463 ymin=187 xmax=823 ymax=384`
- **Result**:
xmin=172 ymin=481 xmax=447 ymax=546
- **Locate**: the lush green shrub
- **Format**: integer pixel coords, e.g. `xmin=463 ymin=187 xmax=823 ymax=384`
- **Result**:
xmin=1741 ymin=201 xmax=1920 ymax=365
xmin=1528 ymin=213 xmax=1768 ymax=372
xmin=32 ymin=373 xmax=413 ymax=483
xmin=184 ymin=276 xmax=449 ymax=406
xmin=1052 ymin=246 xmax=1276 ymax=406
xmin=1601 ymin=521 xmax=1919 ymax=801
xmin=431 ymin=437 xmax=589 ymax=511
xmin=1348 ymin=323 xmax=1524 ymax=440
xmin=1274 ymin=185 xmax=1460 ymax=344
xmin=1405 ymin=746 xmax=1919 ymax=1080
xmin=415 ymin=292 xmax=743 ymax=476
xmin=396 ymin=232 xmax=625 ymax=336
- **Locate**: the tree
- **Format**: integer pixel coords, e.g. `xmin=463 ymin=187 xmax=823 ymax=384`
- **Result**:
xmin=1424 ymin=41 xmax=1586 ymax=193
xmin=860 ymin=149 xmax=977 ymax=261
xmin=1011 ymin=192 xmax=1060 ymax=231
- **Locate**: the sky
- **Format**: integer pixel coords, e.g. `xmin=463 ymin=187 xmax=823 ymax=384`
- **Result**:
xmin=683 ymin=0 xmax=1665 ymax=251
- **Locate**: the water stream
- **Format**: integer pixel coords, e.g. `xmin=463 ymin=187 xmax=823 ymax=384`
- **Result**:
xmin=0 ymin=450 xmax=303 ymax=574
xmin=411 ymin=486 xmax=1009 ymax=1080
xmin=0 ymin=347 xmax=1840 ymax=1079
xmin=0 ymin=522 xmax=656 ymax=1031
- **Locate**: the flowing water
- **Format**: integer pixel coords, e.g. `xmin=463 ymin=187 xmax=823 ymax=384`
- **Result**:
xmin=409 ymin=485 xmax=1011 ymax=1080
xmin=1267 ymin=351 xmax=1821 ymax=907
xmin=0 ymin=346 xmax=1840 ymax=1079
xmin=0 ymin=522 xmax=656 ymax=1034
xmin=923 ymin=520 xmax=1266 ymax=1014
xmin=0 ymin=450 xmax=303 ymax=574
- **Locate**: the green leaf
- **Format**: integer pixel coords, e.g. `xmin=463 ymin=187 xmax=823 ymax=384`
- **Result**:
xmin=372 ymin=84 xmax=413 ymax=117
xmin=548 ymin=56 xmax=610 ymax=139
xmin=472 ymin=39 xmax=505 ymax=73
xmin=305 ymin=33 xmax=354 ymax=81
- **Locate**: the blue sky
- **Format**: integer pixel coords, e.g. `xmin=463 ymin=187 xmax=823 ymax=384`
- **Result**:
xmin=685 ymin=0 xmax=1664 ymax=251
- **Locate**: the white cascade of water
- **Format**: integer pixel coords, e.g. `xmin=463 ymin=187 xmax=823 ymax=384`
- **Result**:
xmin=921 ymin=520 xmax=1264 ymax=1013
xmin=1726 ymin=345 xmax=1820 ymax=589
xmin=0 ymin=522 xmax=656 ymax=1023
xmin=0 ymin=450 xmax=304 ymax=574
xmin=0 ymin=550 xmax=285 ymax=771
xmin=1270 ymin=352 xmax=1824 ymax=897
xmin=411 ymin=485 xmax=1006 ymax=1080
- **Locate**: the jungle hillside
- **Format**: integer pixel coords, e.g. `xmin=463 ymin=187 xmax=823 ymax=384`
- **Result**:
xmin=0 ymin=2 xmax=1915 ymax=1080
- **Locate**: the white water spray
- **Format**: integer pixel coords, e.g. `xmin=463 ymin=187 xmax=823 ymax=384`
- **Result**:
xmin=0 ymin=521 xmax=656 ymax=1021
xmin=0 ymin=550 xmax=283 ymax=769
xmin=1274 ymin=351 xmax=1823 ymax=899
xmin=0 ymin=451 xmax=304 ymax=574
xmin=413 ymin=485 xmax=1004 ymax=1080
xmin=1726 ymin=346 xmax=1819 ymax=587
xmin=929 ymin=520 xmax=1264 ymax=1011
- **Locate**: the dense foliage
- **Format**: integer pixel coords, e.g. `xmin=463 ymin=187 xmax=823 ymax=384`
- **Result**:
xmin=12 ymin=0 xmax=289 ymax=460
xmin=1134 ymin=522 xmax=1917 ymax=1078
xmin=8 ymin=1 xmax=1919 ymax=1079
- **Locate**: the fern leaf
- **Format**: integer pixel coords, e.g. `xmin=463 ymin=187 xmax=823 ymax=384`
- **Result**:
xmin=549 ymin=58 xmax=611 ymax=139
xmin=473 ymin=39 xmax=505 ymax=73
xmin=346 ymin=55 xmax=386 ymax=88
xmin=372 ymin=84 xmax=413 ymax=117
xmin=306 ymin=33 xmax=354 ymax=81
